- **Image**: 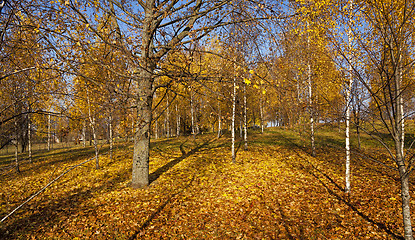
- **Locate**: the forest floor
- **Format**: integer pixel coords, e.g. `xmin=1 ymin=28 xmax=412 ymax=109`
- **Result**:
xmin=0 ymin=128 xmax=411 ymax=239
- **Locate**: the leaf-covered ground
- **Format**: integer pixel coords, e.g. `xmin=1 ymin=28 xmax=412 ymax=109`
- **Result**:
xmin=0 ymin=128 xmax=412 ymax=239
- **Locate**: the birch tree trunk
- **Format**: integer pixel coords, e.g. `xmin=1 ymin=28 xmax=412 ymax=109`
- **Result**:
xmin=47 ymin=114 xmax=51 ymax=151
xmin=109 ymin=114 xmax=113 ymax=160
xmin=345 ymin=0 xmax=353 ymax=193
xmin=166 ymin=94 xmax=170 ymax=138
xmin=396 ymin=79 xmax=412 ymax=240
xmin=307 ymin=24 xmax=315 ymax=157
xmin=91 ymin=119 xmax=99 ymax=169
xmin=243 ymin=83 xmax=248 ymax=150
xmin=14 ymin=117 xmax=19 ymax=173
xmin=231 ymin=69 xmax=236 ymax=163
xmin=131 ymin=115 xmax=134 ymax=142
xmin=176 ymin=104 xmax=180 ymax=137
xmin=218 ymin=101 xmax=222 ymax=138
xmin=354 ymin=104 xmax=361 ymax=150
xmin=260 ymin=94 xmax=264 ymax=134
xmin=86 ymin=88 xmax=99 ymax=169
xmin=82 ymin=121 xmax=86 ymax=147
xmin=190 ymin=88 xmax=195 ymax=138
xmin=395 ymin=43 xmax=412 ymax=239
xmin=155 ymin=119 xmax=158 ymax=139
xmin=28 ymin=112 xmax=32 ymax=163
xmin=296 ymin=75 xmax=302 ymax=135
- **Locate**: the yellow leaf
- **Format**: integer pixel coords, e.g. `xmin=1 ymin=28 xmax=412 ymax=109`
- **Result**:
xmin=243 ymin=78 xmax=251 ymax=85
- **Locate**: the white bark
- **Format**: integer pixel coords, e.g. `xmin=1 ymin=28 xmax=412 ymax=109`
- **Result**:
xmin=296 ymin=74 xmax=301 ymax=134
xmin=166 ymin=94 xmax=170 ymax=138
xmin=260 ymin=94 xmax=264 ymax=134
xmin=82 ymin=121 xmax=86 ymax=147
xmin=28 ymin=113 xmax=32 ymax=163
xmin=131 ymin=113 xmax=134 ymax=142
xmin=345 ymin=0 xmax=353 ymax=193
xmin=14 ymin=117 xmax=19 ymax=173
xmin=86 ymin=88 xmax=99 ymax=169
xmin=190 ymin=88 xmax=195 ymax=138
xmin=109 ymin=115 xmax=113 ymax=160
xmin=307 ymin=21 xmax=315 ymax=157
xmin=232 ymin=68 xmax=236 ymax=163
xmin=243 ymin=83 xmax=247 ymax=150
xmin=47 ymin=114 xmax=51 ymax=151
xmin=176 ymin=104 xmax=180 ymax=137
xmin=155 ymin=119 xmax=158 ymax=139
xmin=218 ymin=101 xmax=222 ymax=138
xmin=395 ymin=39 xmax=412 ymax=239
xmin=397 ymin=71 xmax=412 ymax=240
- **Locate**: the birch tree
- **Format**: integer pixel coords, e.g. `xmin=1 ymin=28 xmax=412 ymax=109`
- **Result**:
xmin=333 ymin=1 xmax=415 ymax=238
xmin=342 ymin=0 xmax=354 ymax=194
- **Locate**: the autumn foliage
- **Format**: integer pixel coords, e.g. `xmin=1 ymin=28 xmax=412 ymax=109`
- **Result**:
xmin=0 ymin=128 xmax=410 ymax=239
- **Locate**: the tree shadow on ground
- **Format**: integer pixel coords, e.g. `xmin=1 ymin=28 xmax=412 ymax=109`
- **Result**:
xmin=275 ymin=132 xmax=403 ymax=240
xmin=128 ymin=137 xmax=225 ymax=239
xmin=128 ymin=176 xmax=195 ymax=240
xmin=0 ymin=163 xmax=131 ymax=239
xmin=1 ymin=143 xmax=132 ymax=177
xmin=0 ymin=137 xmax=221 ymax=239
xmin=149 ymin=137 xmax=218 ymax=184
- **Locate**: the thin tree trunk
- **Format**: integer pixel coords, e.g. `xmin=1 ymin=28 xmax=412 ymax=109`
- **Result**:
xmin=231 ymin=68 xmax=236 ymax=163
xmin=14 ymin=117 xmax=19 ymax=173
xmin=396 ymin=93 xmax=412 ymax=239
xmin=155 ymin=119 xmax=158 ymax=139
xmin=260 ymin=94 xmax=264 ymax=134
xmin=163 ymin=115 xmax=166 ymax=137
xmin=399 ymin=57 xmax=405 ymax=156
xmin=296 ymin=75 xmax=301 ymax=135
xmin=345 ymin=0 xmax=353 ymax=193
xmin=166 ymin=94 xmax=170 ymax=138
xmin=86 ymin=88 xmax=99 ymax=169
xmin=243 ymin=83 xmax=248 ymax=150
xmin=109 ymin=115 xmax=113 ymax=160
xmin=395 ymin=41 xmax=412 ymax=239
xmin=190 ymin=88 xmax=195 ymax=138
xmin=131 ymin=113 xmax=134 ymax=142
xmin=15 ymin=140 xmax=19 ymax=173
xmin=307 ymin=20 xmax=315 ymax=157
xmin=354 ymin=104 xmax=361 ymax=150
xmin=176 ymin=104 xmax=180 ymax=137
xmin=47 ymin=114 xmax=51 ymax=151
xmin=218 ymin=101 xmax=222 ymax=138
xmin=28 ymin=112 xmax=32 ymax=163
xmin=82 ymin=121 xmax=86 ymax=147
xmin=91 ymin=121 xmax=99 ymax=168
xmin=345 ymin=76 xmax=352 ymax=193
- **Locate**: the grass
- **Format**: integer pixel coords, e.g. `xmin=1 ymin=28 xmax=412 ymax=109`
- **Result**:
xmin=0 ymin=127 xmax=411 ymax=239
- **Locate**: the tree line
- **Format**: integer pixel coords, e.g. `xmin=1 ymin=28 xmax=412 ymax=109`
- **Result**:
xmin=1 ymin=0 xmax=415 ymax=238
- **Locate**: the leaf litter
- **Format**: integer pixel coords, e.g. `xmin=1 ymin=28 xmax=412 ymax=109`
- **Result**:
xmin=0 ymin=130 xmax=410 ymax=239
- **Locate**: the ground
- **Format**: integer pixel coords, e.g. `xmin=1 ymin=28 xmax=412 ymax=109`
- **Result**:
xmin=0 ymin=128 xmax=411 ymax=239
